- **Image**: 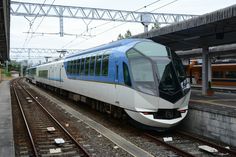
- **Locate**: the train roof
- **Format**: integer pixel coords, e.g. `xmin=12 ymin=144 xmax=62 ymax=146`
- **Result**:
xmin=26 ymin=66 xmax=37 ymax=69
xmin=65 ymin=38 xmax=150 ymax=59
xmin=30 ymin=39 xmax=151 ymax=68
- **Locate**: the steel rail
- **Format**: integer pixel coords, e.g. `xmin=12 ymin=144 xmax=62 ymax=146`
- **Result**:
xmin=12 ymin=80 xmax=39 ymax=157
xmin=177 ymin=131 xmax=236 ymax=156
xmin=18 ymin=79 xmax=90 ymax=157
xmin=144 ymin=133 xmax=195 ymax=157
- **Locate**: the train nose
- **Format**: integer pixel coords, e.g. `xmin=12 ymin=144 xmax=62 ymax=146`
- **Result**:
xmin=165 ymin=110 xmax=174 ymax=119
xmin=153 ymin=109 xmax=181 ymax=119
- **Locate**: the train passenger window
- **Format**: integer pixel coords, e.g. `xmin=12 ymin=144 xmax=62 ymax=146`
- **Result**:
xmin=72 ymin=60 xmax=76 ymax=74
xmin=95 ymin=55 xmax=102 ymax=76
xmin=66 ymin=61 xmax=69 ymax=74
xmin=123 ymin=62 xmax=132 ymax=87
xmin=67 ymin=61 xmax=72 ymax=74
xmin=76 ymin=59 xmax=80 ymax=75
xmin=127 ymin=49 xmax=156 ymax=95
xmin=38 ymin=70 xmax=48 ymax=78
xmin=85 ymin=57 xmax=90 ymax=75
xmin=80 ymin=58 xmax=85 ymax=75
xmin=102 ymin=54 xmax=109 ymax=76
xmin=225 ymin=71 xmax=236 ymax=78
xmin=70 ymin=61 xmax=73 ymax=74
xmin=90 ymin=56 xmax=95 ymax=75
xmin=71 ymin=61 xmax=75 ymax=74
xmin=213 ymin=71 xmax=223 ymax=78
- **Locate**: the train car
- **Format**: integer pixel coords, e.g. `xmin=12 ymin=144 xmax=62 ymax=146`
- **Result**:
xmin=188 ymin=63 xmax=236 ymax=86
xmin=28 ymin=39 xmax=190 ymax=129
xmin=25 ymin=66 xmax=37 ymax=84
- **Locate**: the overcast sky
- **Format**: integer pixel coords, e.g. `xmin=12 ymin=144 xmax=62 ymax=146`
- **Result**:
xmin=10 ymin=0 xmax=236 ymax=62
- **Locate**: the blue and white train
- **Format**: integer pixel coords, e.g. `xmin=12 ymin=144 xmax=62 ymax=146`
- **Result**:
xmin=26 ymin=39 xmax=190 ymax=129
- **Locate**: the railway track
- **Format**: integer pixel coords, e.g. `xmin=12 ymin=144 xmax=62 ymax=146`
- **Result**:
xmin=144 ymin=133 xmax=195 ymax=157
xmin=176 ymin=131 xmax=236 ymax=156
xmin=21 ymin=78 xmax=236 ymax=157
xmin=144 ymin=131 xmax=236 ymax=157
xmin=11 ymin=78 xmax=90 ymax=157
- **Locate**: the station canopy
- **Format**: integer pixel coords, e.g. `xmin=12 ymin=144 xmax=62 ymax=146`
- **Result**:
xmin=134 ymin=4 xmax=236 ymax=51
xmin=0 ymin=0 xmax=10 ymax=62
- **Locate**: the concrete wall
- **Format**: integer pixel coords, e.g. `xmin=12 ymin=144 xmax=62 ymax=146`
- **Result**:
xmin=180 ymin=104 xmax=236 ymax=147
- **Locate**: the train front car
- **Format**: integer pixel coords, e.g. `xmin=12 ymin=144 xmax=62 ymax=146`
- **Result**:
xmin=123 ymin=41 xmax=190 ymax=129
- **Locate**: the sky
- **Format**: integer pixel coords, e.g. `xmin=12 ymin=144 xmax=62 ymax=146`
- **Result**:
xmin=10 ymin=0 xmax=236 ymax=63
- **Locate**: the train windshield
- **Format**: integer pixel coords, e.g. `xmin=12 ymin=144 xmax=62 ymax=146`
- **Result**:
xmin=127 ymin=41 xmax=188 ymax=101
xmin=126 ymin=49 xmax=157 ymax=95
xmin=134 ymin=41 xmax=169 ymax=57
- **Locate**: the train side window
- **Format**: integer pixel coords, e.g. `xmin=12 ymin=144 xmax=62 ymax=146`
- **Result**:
xmin=80 ymin=58 xmax=85 ymax=75
xmin=68 ymin=61 xmax=72 ymax=74
xmin=72 ymin=60 xmax=76 ymax=74
xmin=90 ymin=56 xmax=95 ymax=75
xmin=123 ymin=62 xmax=132 ymax=87
xmin=213 ymin=71 xmax=223 ymax=78
xmin=102 ymin=54 xmax=109 ymax=76
xmin=70 ymin=61 xmax=74 ymax=74
xmin=66 ymin=61 xmax=69 ymax=74
xmin=85 ymin=57 xmax=90 ymax=75
xmin=225 ymin=71 xmax=236 ymax=78
xmin=73 ymin=60 xmax=76 ymax=74
xmin=76 ymin=59 xmax=80 ymax=75
xmin=39 ymin=70 xmax=48 ymax=78
xmin=95 ymin=55 xmax=102 ymax=76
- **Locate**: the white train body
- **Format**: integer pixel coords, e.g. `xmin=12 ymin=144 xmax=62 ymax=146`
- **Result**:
xmin=26 ymin=39 xmax=190 ymax=129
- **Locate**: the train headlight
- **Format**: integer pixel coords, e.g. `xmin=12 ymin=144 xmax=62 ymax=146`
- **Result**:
xmin=178 ymin=109 xmax=187 ymax=113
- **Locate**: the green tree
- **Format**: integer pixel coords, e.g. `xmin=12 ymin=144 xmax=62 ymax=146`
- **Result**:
xmin=117 ymin=34 xmax=124 ymax=40
xmin=124 ymin=30 xmax=132 ymax=38
xmin=117 ymin=30 xmax=132 ymax=40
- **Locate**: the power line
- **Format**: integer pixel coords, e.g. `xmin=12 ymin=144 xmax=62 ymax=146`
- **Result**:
xmin=91 ymin=0 xmax=180 ymax=38
xmin=62 ymin=0 xmax=162 ymax=48
xmin=88 ymin=0 xmax=162 ymax=32
xmin=151 ymin=0 xmax=178 ymax=12
xmin=136 ymin=0 xmax=161 ymax=11
xmin=23 ymin=0 xmax=48 ymax=47
xmin=67 ymin=0 xmax=180 ymax=48
xmin=24 ymin=0 xmax=57 ymax=47
xmin=31 ymin=0 xmax=56 ymax=36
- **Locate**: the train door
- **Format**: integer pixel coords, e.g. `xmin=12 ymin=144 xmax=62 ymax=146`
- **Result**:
xmin=114 ymin=61 xmax=120 ymax=106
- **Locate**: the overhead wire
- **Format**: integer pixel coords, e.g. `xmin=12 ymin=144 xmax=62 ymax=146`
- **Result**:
xmin=88 ymin=0 xmax=161 ymax=32
xmin=91 ymin=0 xmax=179 ymax=39
xmin=61 ymin=0 xmax=162 ymax=48
xmin=151 ymin=0 xmax=178 ymax=12
xmin=24 ymin=0 xmax=57 ymax=46
xmin=23 ymin=0 xmax=48 ymax=47
xmin=30 ymin=0 xmax=56 ymax=36
xmin=64 ymin=0 xmax=180 ymax=49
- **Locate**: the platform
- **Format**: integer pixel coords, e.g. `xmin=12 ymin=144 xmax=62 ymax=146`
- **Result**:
xmin=191 ymin=84 xmax=236 ymax=93
xmin=190 ymin=89 xmax=236 ymax=116
xmin=0 ymin=80 xmax=15 ymax=157
xmin=180 ymin=89 xmax=236 ymax=147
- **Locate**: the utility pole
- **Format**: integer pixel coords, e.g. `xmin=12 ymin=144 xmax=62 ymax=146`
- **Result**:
xmin=141 ymin=13 xmax=152 ymax=33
